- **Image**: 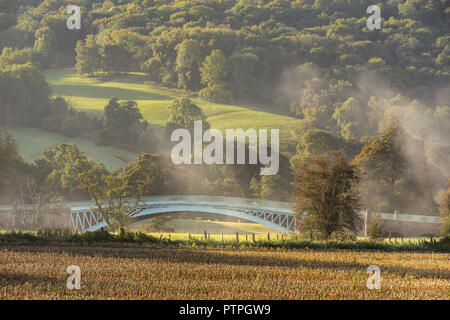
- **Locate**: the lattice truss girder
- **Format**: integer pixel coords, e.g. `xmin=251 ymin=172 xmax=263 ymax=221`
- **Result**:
xmin=70 ymin=205 xmax=296 ymax=232
xmin=70 ymin=210 xmax=103 ymax=232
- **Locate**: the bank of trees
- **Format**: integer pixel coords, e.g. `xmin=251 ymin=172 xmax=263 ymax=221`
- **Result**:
xmin=0 ymin=51 xmax=151 ymax=149
xmin=3 ymin=0 xmax=445 ymax=105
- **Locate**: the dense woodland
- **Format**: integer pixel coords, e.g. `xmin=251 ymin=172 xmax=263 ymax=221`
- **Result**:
xmin=0 ymin=0 xmax=449 ymax=233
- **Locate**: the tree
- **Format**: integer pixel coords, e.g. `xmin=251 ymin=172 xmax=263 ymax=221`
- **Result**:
xmin=34 ymin=26 xmax=56 ymax=65
xmin=289 ymin=128 xmax=360 ymax=169
xmin=435 ymin=178 xmax=449 ymax=221
xmin=122 ymin=153 xmax=170 ymax=196
xmin=199 ymin=49 xmax=232 ymax=102
xmin=143 ymin=57 xmax=162 ymax=83
xmin=175 ymin=39 xmax=203 ymax=91
xmin=368 ymin=220 xmax=383 ymax=241
xmin=102 ymin=44 xmax=132 ymax=74
xmin=228 ymin=52 xmax=261 ymax=99
xmin=78 ymin=166 xmax=142 ymax=231
xmin=36 ymin=143 xmax=100 ymax=198
xmin=352 ymin=125 xmax=435 ymax=213
xmin=0 ymin=132 xmax=23 ymax=202
xmin=293 ymin=152 xmax=362 ymax=240
xmin=166 ymin=98 xmax=209 ymax=135
xmin=103 ymin=98 xmax=148 ymax=145
xmin=12 ymin=170 xmax=63 ymax=230
xmin=75 ymin=35 xmax=101 ymax=76
xmin=0 ymin=63 xmax=51 ymax=126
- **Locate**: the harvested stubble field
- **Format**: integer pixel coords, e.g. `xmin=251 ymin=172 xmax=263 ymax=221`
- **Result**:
xmin=0 ymin=245 xmax=449 ymax=300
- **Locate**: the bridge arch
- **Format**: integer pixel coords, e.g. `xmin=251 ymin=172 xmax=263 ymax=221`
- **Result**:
xmin=68 ymin=195 xmax=296 ymax=233
xmin=86 ymin=204 xmax=294 ymax=233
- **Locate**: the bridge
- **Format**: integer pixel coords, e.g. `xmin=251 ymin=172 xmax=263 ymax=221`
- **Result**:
xmin=67 ymin=196 xmax=296 ymax=233
xmin=0 ymin=195 xmax=443 ymax=234
xmin=0 ymin=196 xmax=296 ymax=233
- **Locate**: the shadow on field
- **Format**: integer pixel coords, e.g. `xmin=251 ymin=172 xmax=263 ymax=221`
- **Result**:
xmin=2 ymin=245 xmax=449 ymax=280
xmin=51 ymin=84 xmax=172 ymax=101
xmin=0 ymin=272 xmax=60 ymax=287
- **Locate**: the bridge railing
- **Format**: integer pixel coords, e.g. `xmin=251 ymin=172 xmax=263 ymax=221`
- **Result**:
xmin=367 ymin=212 xmax=442 ymax=224
xmin=139 ymin=195 xmax=294 ymax=212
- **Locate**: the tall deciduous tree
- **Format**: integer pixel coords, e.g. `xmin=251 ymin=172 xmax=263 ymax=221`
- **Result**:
xmin=175 ymin=39 xmax=203 ymax=91
xmin=0 ymin=132 xmax=23 ymax=201
xmin=352 ymin=125 xmax=435 ymax=213
xmin=102 ymin=44 xmax=132 ymax=74
xmin=78 ymin=166 xmax=142 ymax=231
xmin=166 ymin=98 xmax=209 ymax=135
xmin=293 ymin=152 xmax=361 ymax=240
xmin=199 ymin=49 xmax=232 ymax=102
xmin=75 ymin=35 xmax=101 ymax=76
xmin=103 ymin=98 xmax=148 ymax=145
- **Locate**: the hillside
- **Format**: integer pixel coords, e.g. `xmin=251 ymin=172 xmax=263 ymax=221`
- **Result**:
xmin=45 ymin=69 xmax=300 ymax=138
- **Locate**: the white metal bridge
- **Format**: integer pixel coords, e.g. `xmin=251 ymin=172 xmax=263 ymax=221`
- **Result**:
xmin=0 ymin=195 xmax=443 ymax=234
xmin=66 ymin=196 xmax=296 ymax=233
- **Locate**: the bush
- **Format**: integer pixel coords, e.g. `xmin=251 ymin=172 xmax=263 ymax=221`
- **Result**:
xmin=69 ymin=230 xmax=114 ymax=242
xmin=368 ymin=220 xmax=382 ymax=241
xmin=436 ymin=235 xmax=450 ymax=251
xmin=333 ymin=232 xmax=357 ymax=242
xmin=199 ymin=83 xmax=232 ymax=103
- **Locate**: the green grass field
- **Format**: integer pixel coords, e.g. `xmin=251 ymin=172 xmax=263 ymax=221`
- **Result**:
xmin=3 ymin=127 xmax=138 ymax=170
xmin=130 ymin=218 xmax=279 ymax=237
xmin=45 ymin=69 xmax=299 ymax=138
xmin=6 ymin=69 xmax=300 ymax=170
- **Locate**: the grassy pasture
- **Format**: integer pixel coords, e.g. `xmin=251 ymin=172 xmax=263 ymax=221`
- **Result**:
xmin=1 ymin=245 xmax=448 ymax=299
xmin=44 ymin=69 xmax=300 ymax=137
xmin=130 ymin=218 xmax=277 ymax=236
xmin=3 ymin=127 xmax=138 ymax=170
xmin=5 ymin=69 xmax=300 ymax=170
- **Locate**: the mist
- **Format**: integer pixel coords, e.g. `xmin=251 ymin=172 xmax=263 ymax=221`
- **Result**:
xmin=277 ymin=64 xmax=449 ymax=215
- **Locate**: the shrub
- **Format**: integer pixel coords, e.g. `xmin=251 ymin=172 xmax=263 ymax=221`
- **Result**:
xmin=437 ymin=235 xmax=450 ymax=251
xmin=199 ymin=83 xmax=232 ymax=103
xmin=368 ymin=220 xmax=382 ymax=241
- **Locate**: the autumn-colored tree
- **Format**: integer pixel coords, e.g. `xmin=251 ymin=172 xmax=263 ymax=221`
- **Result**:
xmin=352 ymin=125 xmax=435 ymax=213
xmin=75 ymin=35 xmax=101 ymax=76
xmin=293 ymin=152 xmax=362 ymax=240
xmin=78 ymin=166 xmax=143 ymax=232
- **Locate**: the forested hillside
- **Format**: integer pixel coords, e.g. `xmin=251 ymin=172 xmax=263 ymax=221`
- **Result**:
xmin=0 ymin=0 xmax=448 ymax=215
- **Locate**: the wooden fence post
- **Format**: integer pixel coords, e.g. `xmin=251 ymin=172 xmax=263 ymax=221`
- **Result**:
xmin=236 ymin=232 xmax=239 ymax=242
xmin=204 ymin=231 xmax=207 ymax=240
xmin=268 ymin=232 xmax=270 ymax=241
xmin=252 ymin=233 xmax=255 ymax=243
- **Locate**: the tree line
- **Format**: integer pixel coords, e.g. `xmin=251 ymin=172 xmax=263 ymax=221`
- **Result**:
xmin=1 ymin=127 xmax=449 ymax=238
